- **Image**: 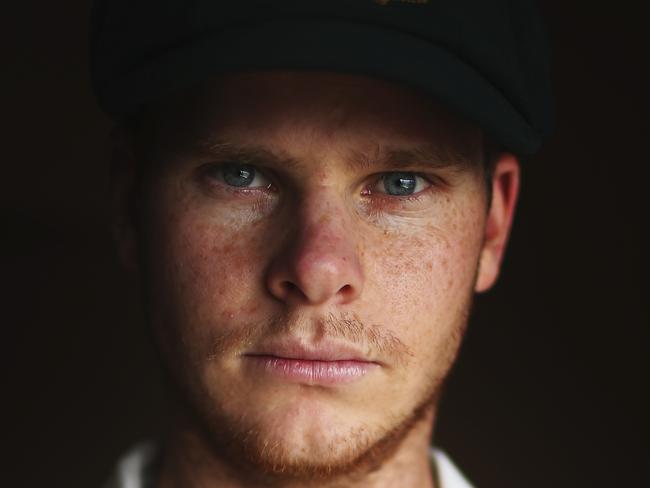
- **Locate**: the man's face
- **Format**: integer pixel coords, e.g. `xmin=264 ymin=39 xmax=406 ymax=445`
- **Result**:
xmin=125 ymin=72 xmax=504 ymax=480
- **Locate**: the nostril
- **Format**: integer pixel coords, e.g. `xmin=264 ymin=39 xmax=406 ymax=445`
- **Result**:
xmin=266 ymin=249 xmax=364 ymax=305
xmin=285 ymin=282 xmax=297 ymax=292
xmin=338 ymin=284 xmax=353 ymax=296
xmin=281 ymin=281 xmax=301 ymax=296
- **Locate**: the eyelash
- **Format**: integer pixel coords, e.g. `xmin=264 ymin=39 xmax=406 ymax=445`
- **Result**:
xmin=198 ymin=163 xmax=276 ymax=197
xmin=198 ymin=163 xmax=440 ymax=202
xmin=362 ymin=174 xmax=435 ymax=200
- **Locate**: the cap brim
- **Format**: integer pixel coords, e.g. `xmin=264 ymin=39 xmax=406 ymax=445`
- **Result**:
xmin=96 ymin=18 xmax=541 ymax=154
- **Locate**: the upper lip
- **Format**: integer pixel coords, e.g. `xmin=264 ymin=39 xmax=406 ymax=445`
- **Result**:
xmin=244 ymin=339 xmax=377 ymax=363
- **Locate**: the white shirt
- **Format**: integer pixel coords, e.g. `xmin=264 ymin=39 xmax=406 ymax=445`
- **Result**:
xmin=105 ymin=442 xmax=475 ymax=488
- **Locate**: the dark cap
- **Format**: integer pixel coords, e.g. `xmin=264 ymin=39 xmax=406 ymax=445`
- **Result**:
xmin=90 ymin=0 xmax=554 ymax=154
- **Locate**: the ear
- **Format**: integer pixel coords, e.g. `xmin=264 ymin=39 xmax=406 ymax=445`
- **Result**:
xmin=109 ymin=127 xmax=141 ymax=275
xmin=474 ymin=153 xmax=521 ymax=293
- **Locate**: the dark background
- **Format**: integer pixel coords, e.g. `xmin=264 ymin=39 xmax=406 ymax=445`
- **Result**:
xmin=4 ymin=1 xmax=648 ymax=487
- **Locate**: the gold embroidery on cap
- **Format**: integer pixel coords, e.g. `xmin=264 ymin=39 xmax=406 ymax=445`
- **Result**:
xmin=375 ymin=0 xmax=429 ymax=5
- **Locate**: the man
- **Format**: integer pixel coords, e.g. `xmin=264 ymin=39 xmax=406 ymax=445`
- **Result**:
xmin=91 ymin=1 xmax=553 ymax=487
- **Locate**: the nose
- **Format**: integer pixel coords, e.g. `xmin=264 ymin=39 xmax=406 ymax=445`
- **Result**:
xmin=265 ymin=194 xmax=364 ymax=307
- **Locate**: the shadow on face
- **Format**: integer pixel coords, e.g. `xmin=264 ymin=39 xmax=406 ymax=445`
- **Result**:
xmin=110 ymin=71 xmax=514 ymax=485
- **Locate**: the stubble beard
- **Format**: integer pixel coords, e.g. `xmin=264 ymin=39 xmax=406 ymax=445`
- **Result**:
xmin=155 ymin=303 xmax=472 ymax=486
xmin=208 ymin=378 xmax=442 ymax=484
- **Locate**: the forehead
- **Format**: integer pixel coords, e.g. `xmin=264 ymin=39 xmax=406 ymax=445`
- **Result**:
xmin=139 ymin=71 xmax=483 ymax=163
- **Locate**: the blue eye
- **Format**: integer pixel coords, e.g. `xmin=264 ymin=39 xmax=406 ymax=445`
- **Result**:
xmin=379 ymin=172 xmax=428 ymax=196
xmin=204 ymin=163 xmax=272 ymax=189
xmin=222 ymin=163 xmax=256 ymax=187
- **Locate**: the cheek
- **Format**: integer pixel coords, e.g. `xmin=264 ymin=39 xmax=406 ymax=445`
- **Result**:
xmin=142 ymin=195 xmax=273 ymax=346
xmin=360 ymin=200 xmax=485 ymax=357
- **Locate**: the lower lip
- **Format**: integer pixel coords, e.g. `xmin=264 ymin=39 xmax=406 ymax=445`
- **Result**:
xmin=245 ymin=355 xmax=378 ymax=385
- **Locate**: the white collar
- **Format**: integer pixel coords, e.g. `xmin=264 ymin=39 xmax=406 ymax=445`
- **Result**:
xmin=431 ymin=448 xmax=475 ymax=488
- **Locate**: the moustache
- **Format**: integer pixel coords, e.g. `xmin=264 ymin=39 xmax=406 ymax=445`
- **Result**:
xmin=206 ymin=310 xmax=413 ymax=366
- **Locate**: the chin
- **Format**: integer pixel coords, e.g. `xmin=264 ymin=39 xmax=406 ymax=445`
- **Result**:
xmin=233 ymin=396 xmax=370 ymax=470
xmin=246 ymin=417 xmax=375 ymax=478
xmin=190 ymin=387 xmax=434 ymax=483
xmin=234 ymin=414 xmax=389 ymax=481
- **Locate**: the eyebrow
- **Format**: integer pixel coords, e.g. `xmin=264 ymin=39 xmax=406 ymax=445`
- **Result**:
xmin=348 ymin=144 xmax=476 ymax=172
xmin=196 ymin=140 xmax=301 ymax=168
xmin=195 ymin=139 xmax=475 ymax=172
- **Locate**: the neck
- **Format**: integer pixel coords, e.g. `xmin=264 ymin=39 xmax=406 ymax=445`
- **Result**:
xmin=156 ymin=408 xmax=438 ymax=488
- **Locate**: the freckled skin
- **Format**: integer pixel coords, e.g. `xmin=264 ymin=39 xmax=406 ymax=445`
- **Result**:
xmin=118 ymin=72 xmax=518 ymax=488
